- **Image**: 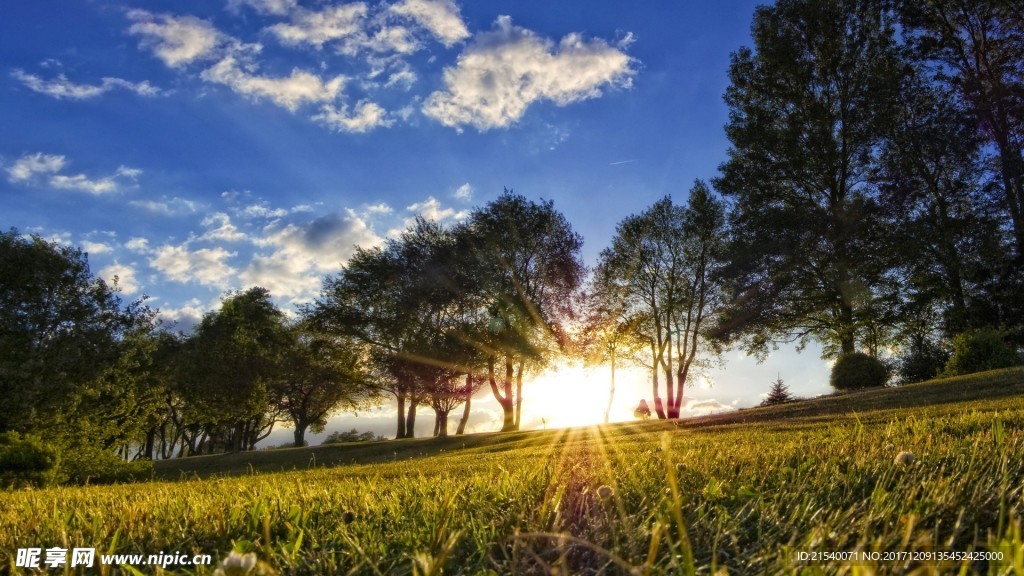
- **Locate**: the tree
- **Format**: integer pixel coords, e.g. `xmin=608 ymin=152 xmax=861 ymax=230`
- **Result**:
xmin=277 ymin=323 xmax=371 ymax=447
xmin=901 ymin=0 xmax=1024 ymax=264
xmin=178 ymin=287 xmax=290 ymax=452
xmin=0 ymin=229 xmax=151 ymax=440
xmin=761 ymin=376 xmax=794 ymax=406
xmin=714 ymin=0 xmax=905 ymax=359
xmin=456 ymin=191 xmax=585 ymax=431
xmin=311 ymin=219 xmax=479 ymax=438
xmin=593 ymin=183 xmax=727 ymax=419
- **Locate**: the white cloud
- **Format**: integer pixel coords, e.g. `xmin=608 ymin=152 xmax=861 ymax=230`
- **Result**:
xmin=384 ymin=68 xmax=417 ymax=90
xmin=199 ymin=212 xmax=249 ymax=242
xmin=200 ymin=55 xmax=345 ymax=112
xmin=80 ymin=240 xmax=113 ymax=255
xmin=257 ymin=210 xmax=381 ymax=270
xmin=157 ymin=298 xmax=206 ymax=333
xmin=452 ymin=182 xmax=473 ymax=200
xmin=150 ymin=244 xmax=237 ymax=288
xmin=390 ymin=0 xmax=469 ymax=47
xmin=125 ymin=237 xmax=151 ymax=252
xmin=228 ymin=0 xmax=298 ymax=16
xmin=7 ymin=152 xmax=139 ymax=194
xmin=99 ymin=262 xmax=141 ymax=295
xmin=129 ymin=196 xmax=200 ymax=216
xmin=423 ymin=16 xmax=635 ymax=131
xmin=243 ymin=210 xmax=382 ymax=300
xmin=11 ymin=69 xmax=160 ymax=100
xmin=313 ymin=100 xmax=392 ymax=132
xmin=6 ymin=153 xmax=65 ymax=181
xmin=406 ymin=196 xmax=466 ymax=222
xmin=128 ymin=10 xmax=227 ymax=68
xmin=50 ymin=174 xmax=119 ymax=195
xmin=267 ymin=4 xmax=368 ymax=48
xmin=682 ymin=398 xmax=737 ymax=417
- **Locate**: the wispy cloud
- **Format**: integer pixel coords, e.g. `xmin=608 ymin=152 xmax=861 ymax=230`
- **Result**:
xmin=313 ymin=100 xmax=392 ymax=133
xmin=609 ymin=159 xmax=637 ymax=166
xmin=267 ymin=4 xmax=368 ymax=49
xmin=423 ymin=16 xmax=635 ymax=131
xmin=227 ymin=0 xmax=298 ymax=16
xmin=452 ymin=182 xmax=473 ymax=200
xmin=390 ymin=0 xmax=470 ymax=48
xmin=200 ymin=55 xmax=346 ymax=112
xmin=12 ymin=69 xmax=159 ymax=100
xmin=6 ymin=152 xmax=141 ymax=195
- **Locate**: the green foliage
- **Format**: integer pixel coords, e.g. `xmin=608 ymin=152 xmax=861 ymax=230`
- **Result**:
xmin=57 ymin=444 xmax=153 ymax=485
xmin=322 ymin=429 xmax=384 ymax=444
xmin=0 ymin=229 xmax=147 ymax=436
xmin=830 ymin=352 xmax=889 ymax=390
xmin=0 ymin=432 xmax=59 ymax=488
xmin=714 ymin=0 xmax=905 ymax=358
xmin=896 ymin=339 xmax=950 ymax=384
xmin=942 ymin=327 xmax=1023 ymax=377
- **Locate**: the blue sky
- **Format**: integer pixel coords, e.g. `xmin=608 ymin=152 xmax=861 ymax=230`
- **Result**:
xmin=2 ymin=0 xmax=832 ymax=438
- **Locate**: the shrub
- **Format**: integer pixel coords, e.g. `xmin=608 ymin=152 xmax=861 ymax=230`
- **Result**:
xmin=942 ymin=327 xmax=1023 ymax=377
xmin=896 ymin=339 xmax=950 ymax=384
xmin=0 ymin=432 xmax=59 ymax=488
xmin=830 ymin=352 xmax=888 ymax=390
xmin=322 ymin=429 xmax=384 ymax=444
xmin=58 ymin=445 xmax=153 ymax=485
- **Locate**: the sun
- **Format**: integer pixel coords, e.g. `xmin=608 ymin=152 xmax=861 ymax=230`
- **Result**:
xmin=521 ymin=362 xmax=649 ymax=430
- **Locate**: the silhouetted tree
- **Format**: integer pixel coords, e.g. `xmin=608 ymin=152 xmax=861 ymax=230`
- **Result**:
xmin=715 ymin=0 xmax=905 ymax=358
xmin=457 ymin=191 xmax=585 ymax=431
xmin=594 ymin=182 xmax=727 ymax=419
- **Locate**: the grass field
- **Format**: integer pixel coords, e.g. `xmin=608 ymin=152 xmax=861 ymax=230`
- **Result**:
xmin=2 ymin=367 xmax=1024 ymax=575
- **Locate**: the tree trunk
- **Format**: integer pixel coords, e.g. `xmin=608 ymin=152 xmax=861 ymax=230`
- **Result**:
xmin=405 ymin=400 xmax=418 ymax=439
xmin=491 ymin=358 xmax=516 ymax=432
xmin=651 ymin=342 xmax=667 ymax=419
xmin=604 ymin=347 xmax=615 ymax=424
xmin=513 ymin=360 xmax=524 ymax=431
xmin=456 ymin=374 xmax=472 ymax=435
xmin=396 ymin=393 xmax=407 ymax=439
xmin=436 ymin=411 xmax=449 ymax=438
xmin=432 ymin=411 xmax=441 ymax=437
xmin=293 ymin=424 xmax=307 ymax=448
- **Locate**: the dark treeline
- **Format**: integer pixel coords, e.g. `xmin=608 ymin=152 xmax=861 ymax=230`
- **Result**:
xmin=2 ymin=0 xmax=1023 ymax=484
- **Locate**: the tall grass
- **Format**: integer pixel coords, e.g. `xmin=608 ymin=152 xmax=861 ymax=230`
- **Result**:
xmin=2 ymin=370 xmax=1023 ymax=574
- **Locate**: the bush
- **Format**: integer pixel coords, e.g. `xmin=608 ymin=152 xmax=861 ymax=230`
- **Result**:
xmin=58 ymin=445 xmax=153 ymax=485
xmin=896 ymin=339 xmax=950 ymax=384
xmin=830 ymin=352 xmax=889 ymax=390
xmin=0 ymin=432 xmax=59 ymax=488
xmin=942 ymin=327 xmax=1023 ymax=377
xmin=322 ymin=429 xmax=384 ymax=444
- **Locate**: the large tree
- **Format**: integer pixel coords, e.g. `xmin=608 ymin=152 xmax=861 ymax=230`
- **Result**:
xmin=593 ymin=183 xmax=726 ymax=419
xmin=456 ymin=191 xmax=585 ymax=431
xmin=714 ymin=0 xmax=904 ymax=358
xmin=311 ymin=220 xmax=473 ymax=438
xmin=178 ymin=287 xmax=290 ymax=452
xmin=0 ymin=229 xmax=151 ymax=440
